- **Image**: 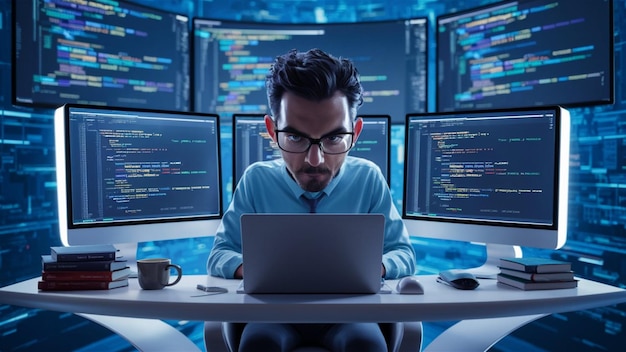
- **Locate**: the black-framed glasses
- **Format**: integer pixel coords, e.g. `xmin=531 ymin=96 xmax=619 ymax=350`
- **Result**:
xmin=275 ymin=130 xmax=354 ymax=154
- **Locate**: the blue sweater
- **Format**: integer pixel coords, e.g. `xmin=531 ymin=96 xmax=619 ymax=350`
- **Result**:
xmin=207 ymin=156 xmax=416 ymax=279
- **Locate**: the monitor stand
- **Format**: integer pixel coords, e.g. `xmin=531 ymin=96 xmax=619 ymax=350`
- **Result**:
xmin=466 ymin=243 xmax=522 ymax=279
xmin=115 ymin=242 xmax=139 ymax=278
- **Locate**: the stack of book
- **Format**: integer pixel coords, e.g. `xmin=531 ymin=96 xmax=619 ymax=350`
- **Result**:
xmin=497 ymin=257 xmax=578 ymax=290
xmin=38 ymin=244 xmax=130 ymax=291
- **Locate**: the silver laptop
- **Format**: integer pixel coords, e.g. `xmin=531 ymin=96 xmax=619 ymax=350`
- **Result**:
xmin=240 ymin=213 xmax=385 ymax=294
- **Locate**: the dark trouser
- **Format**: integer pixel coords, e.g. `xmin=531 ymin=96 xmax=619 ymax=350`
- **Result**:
xmin=238 ymin=323 xmax=387 ymax=352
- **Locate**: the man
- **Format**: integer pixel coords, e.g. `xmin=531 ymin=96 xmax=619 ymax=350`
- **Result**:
xmin=208 ymin=48 xmax=416 ymax=351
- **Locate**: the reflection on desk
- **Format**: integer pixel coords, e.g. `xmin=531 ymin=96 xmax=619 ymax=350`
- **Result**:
xmin=1 ymin=275 xmax=625 ymax=323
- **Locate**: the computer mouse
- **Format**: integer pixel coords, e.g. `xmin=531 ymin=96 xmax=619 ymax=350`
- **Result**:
xmin=396 ymin=276 xmax=425 ymax=295
xmin=437 ymin=269 xmax=480 ymax=290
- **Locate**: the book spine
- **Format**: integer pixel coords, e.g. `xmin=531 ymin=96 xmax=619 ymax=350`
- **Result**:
xmin=501 ymin=262 xmax=570 ymax=273
xmin=521 ymin=265 xmax=541 ymax=273
xmin=499 ymin=269 xmax=574 ymax=282
xmin=38 ymin=281 xmax=112 ymax=290
xmin=497 ymin=274 xmax=578 ymax=290
xmin=536 ymin=265 xmax=571 ymax=273
xmin=530 ymin=272 xmax=574 ymax=281
xmin=53 ymin=252 xmax=116 ymax=262
xmin=42 ymin=272 xmax=113 ymax=281
xmin=43 ymin=261 xmax=116 ymax=271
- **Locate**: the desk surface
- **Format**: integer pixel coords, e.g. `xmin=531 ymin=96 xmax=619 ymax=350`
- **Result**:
xmin=1 ymin=275 xmax=625 ymax=323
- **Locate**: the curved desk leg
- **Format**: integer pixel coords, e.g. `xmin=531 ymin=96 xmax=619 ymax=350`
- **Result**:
xmin=423 ymin=314 xmax=546 ymax=352
xmin=78 ymin=313 xmax=201 ymax=352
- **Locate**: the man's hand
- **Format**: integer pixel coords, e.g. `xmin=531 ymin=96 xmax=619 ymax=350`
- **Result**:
xmin=235 ymin=264 xmax=244 ymax=279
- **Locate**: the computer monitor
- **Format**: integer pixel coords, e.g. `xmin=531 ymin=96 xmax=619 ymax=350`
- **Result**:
xmin=232 ymin=114 xmax=279 ymax=187
xmin=192 ymin=18 xmax=428 ymax=123
xmin=232 ymin=114 xmax=391 ymax=187
xmin=54 ymin=104 xmax=222 ymax=268
xmin=13 ymin=0 xmax=190 ymax=111
xmin=436 ymin=0 xmax=613 ymax=112
xmin=353 ymin=115 xmax=391 ymax=184
xmin=403 ymin=106 xmax=570 ymax=276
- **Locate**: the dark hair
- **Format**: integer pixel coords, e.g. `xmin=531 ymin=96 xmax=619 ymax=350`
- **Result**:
xmin=266 ymin=48 xmax=364 ymax=121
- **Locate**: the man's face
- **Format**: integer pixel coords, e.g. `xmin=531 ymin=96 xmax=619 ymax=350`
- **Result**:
xmin=265 ymin=91 xmax=362 ymax=192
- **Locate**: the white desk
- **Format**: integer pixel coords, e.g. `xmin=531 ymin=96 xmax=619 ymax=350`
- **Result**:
xmin=2 ymin=275 xmax=626 ymax=351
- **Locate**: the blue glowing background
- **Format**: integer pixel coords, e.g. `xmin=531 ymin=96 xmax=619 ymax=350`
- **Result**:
xmin=0 ymin=1 xmax=624 ymax=351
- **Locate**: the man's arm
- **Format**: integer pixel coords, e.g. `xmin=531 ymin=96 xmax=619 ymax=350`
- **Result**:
xmin=207 ymin=173 xmax=254 ymax=278
xmin=207 ymin=211 xmax=244 ymax=279
xmin=234 ymin=264 xmax=244 ymax=279
xmin=381 ymin=218 xmax=416 ymax=279
xmin=373 ymin=175 xmax=417 ymax=279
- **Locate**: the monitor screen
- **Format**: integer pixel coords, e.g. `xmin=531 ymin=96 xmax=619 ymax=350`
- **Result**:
xmin=403 ymin=106 xmax=570 ymax=274
xmin=54 ymin=104 xmax=222 ymax=253
xmin=232 ymin=114 xmax=391 ymax=187
xmin=192 ymin=18 xmax=428 ymax=123
xmin=232 ymin=114 xmax=279 ymax=186
xmin=353 ymin=115 xmax=391 ymax=184
xmin=14 ymin=0 xmax=190 ymax=111
xmin=437 ymin=0 xmax=613 ymax=112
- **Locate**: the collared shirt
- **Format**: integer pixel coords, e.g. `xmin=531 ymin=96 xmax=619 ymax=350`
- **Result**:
xmin=207 ymin=156 xmax=416 ymax=279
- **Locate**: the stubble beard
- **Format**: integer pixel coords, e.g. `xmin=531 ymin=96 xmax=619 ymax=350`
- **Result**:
xmin=297 ymin=166 xmax=332 ymax=192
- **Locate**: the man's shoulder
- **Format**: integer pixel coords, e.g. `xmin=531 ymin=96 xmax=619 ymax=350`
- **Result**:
xmin=247 ymin=158 xmax=284 ymax=171
xmin=235 ymin=159 xmax=287 ymax=196
xmin=341 ymin=157 xmax=387 ymax=186
xmin=241 ymin=159 xmax=284 ymax=179
xmin=344 ymin=156 xmax=381 ymax=171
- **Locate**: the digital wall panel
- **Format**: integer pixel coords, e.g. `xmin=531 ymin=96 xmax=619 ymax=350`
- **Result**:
xmin=1 ymin=0 xmax=624 ymax=351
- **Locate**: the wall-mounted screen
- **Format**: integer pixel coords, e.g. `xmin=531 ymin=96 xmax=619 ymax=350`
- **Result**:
xmin=192 ymin=18 xmax=428 ymax=123
xmin=437 ymin=0 xmax=613 ymax=112
xmin=13 ymin=0 xmax=190 ymax=111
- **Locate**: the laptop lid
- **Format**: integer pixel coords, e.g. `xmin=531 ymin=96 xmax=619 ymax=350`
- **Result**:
xmin=241 ymin=213 xmax=385 ymax=294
